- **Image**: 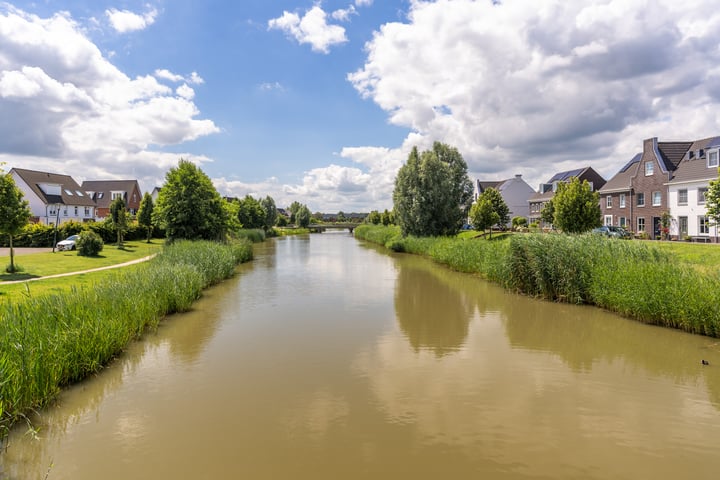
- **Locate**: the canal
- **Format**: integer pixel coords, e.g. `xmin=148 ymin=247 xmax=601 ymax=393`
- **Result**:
xmin=2 ymin=232 xmax=720 ymax=479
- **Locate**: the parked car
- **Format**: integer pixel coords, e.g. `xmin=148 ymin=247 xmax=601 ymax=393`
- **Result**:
xmin=592 ymin=226 xmax=632 ymax=239
xmin=57 ymin=234 xmax=80 ymax=251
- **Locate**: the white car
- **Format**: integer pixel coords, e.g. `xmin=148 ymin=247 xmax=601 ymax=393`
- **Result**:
xmin=57 ymin=234 xmax=80 ymax=251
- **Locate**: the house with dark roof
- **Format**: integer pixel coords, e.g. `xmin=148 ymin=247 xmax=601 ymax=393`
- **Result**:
xmin=9 ymin=168 xmax=97 ymax=225
xmin=528 ymin=167 xmax=606 ymax=226
xmin=600 ymin=136 xmax=712 ymax=239
xmin=474 ymin=174 xmax=535 ymax=226
xmin=666 ymin=137 xmax=720 ymax=241
xmin=81 ymin=180 xmax=143 ymax=218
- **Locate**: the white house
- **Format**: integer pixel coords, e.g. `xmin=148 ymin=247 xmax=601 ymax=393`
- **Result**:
xmin=9 ymin=168 xmax=97 ymax=225
xmin=666 ymin=137 xmax=720 ymax=241
xmin=475 ymin=174 xmax=535 ymax=226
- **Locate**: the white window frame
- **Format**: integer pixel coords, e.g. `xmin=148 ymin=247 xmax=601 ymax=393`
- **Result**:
xmin=699 ymin=216 xmax=710 ymax=235
xmin=678 ymin=189 xmax=688 ymax=206
xmin=698 ymin=188 xmax=708 ymax=205
xmin=606 ymin=195 xmax=612 ymax=208
xmin=619 ymin=217 xmax=627 ymax=228
xmin=619 ymin=193 xmax=626 ymax=208
xmin=652 ymin=191 xmax=661 ymax=207
xmin=709 ymin=150 xmax=719 ymax=168
xmin=645 ymin=161 xmax=654 ymax=176
xmin=111 ymin=191 xmax=124 ymax=201
xmin=637 ymin=192 xmax=645 ymax=207
xmin=637 ymin=217 xmax=645 ymax=232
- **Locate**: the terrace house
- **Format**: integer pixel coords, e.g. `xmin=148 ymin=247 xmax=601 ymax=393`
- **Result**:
xmin=528 ymin=167 xmax=606 ymax=227
xmin=474 ymin=174 xmax=535 ymax=226
xmin=597 ymin=154 xmax=638 ymax=230
xmin=81 ymin=180 xmax=143 ymax=219
xmin=9 ymin=168 xmax=97 ymax=225
xmin=666 ymin=136 xmax=720 ymax=241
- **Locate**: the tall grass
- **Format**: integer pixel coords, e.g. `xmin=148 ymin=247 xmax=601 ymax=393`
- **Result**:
xmin=0 ymin=239 xmax=253 ymax=434
xmin=356 ymin=226 xmax=720 ymax=338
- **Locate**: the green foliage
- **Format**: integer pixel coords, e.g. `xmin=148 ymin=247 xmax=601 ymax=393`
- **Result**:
xmin=540 ymin=199 xmax=555 ymax=226
xmin=478 ymin=187 xmax=509 ymax=226
xmin=0 ymin=172 xmax=32 ymax=273
xmin=260 ymin=196 xmax=278 ymax=231
xmin=109 ymin=196 xmax=128 ymax=247
xmin=707 ymin=169 xmax=720 ymax=228
xmin=366 ymin=210 xmax=381 ymax=225
xmin=469 ymin=197 xmax=500 ymax=237
xmin=76 ymin=230 xmax=104 ymax=256
xmin=276 ymin=214 xmax=288 ymax=227
xmin=512 ymin=216 xmax=528 ymax=229
xmin=552 ymin=178 xmax=601 ymax=233
xmin=154 ymin=159 xmax=228 ymax=241
xmin=381 ymin=209 xmax=394 ymax=226
xmin=0 ymin=240 xmax=253 ymax=432
xmin=234 ymin=228 xmax=266 ymax=243
xmin=288 ymin=201 xmax=303 ymax=224
xmin=393 ymin=142 xmax=474 ymax=237
xmin=296 ymin=205 xmax=311 ymax=228
xmin=237 ymin=195 xmax=266 ymax=229
xmin=137 ymin=192 xmax=155 ymax=243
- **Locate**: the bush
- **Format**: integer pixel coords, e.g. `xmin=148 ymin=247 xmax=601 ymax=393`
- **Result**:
xmin=512 ymin=216 xmax=528 ymax=229
xmin=77 ymin=230 xmax=104 ymax=256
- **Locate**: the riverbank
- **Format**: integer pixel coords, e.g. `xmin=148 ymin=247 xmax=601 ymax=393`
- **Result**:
xmin=354 ymin=225 xmax=720 ymax=337
xmin=0 ymin=239 xmax=253 ymax=436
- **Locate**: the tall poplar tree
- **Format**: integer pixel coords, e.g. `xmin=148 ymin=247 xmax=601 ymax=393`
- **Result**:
xmin=137 ymin=192 xmax=154 ymax=243
xmin=0 ymin=170 xmax=32 ymax=273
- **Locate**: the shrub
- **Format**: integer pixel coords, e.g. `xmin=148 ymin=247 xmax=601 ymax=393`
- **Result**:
xmin=77 ymin=230 xmax=104 ymax=256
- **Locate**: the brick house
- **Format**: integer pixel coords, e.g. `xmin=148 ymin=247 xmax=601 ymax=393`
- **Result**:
xmin=81 ymin=180 xmax=143 ymax=219
xmin=528 ymin=167 xmax=606 ymax=227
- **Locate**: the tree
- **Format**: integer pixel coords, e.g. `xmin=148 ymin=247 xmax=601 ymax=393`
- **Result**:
xmin=381 ymin=209 xmax=394 ymax=226
xmin=337 ymin=211 xmax=346 ymax=222
xmin=109 ymin=196 xmax=128 ymax=248
xmin=154 ymin=159 xmax=228 ymax=241
xmin=137 ymin=192 xmax=154 ymax=243
xmin=540 ymin=199 xmax=555 ymax=227
xmin=706 ymin=170 xmax=720 ymax=240
xmin=469 ymin=197 xmax=500 ymax=238
xmin=0 ymin=171 xmax=32 ymax=273
xmin=288 ymin=201 xmax=303 ymax=225
xmin=393 ymin=142 xmax=474 ymax=237
xmin=366 ymin=210 xmax=381 ymax=224
xmin=552 ymin=178 xmax=601 ymax=234
xmin=237 ymin=195 xmax=266 ymax=229
xmin=260 ymin=196 xmax=278 ymax=231
xmin=476 ymin=187 xmax=509 ymax=228
xmin=296 ymin=205 xmax=311 ymax=228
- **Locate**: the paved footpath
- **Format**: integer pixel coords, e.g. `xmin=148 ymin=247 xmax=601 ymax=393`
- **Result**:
xmin=1 ymin=254 xmax=156 ymax=285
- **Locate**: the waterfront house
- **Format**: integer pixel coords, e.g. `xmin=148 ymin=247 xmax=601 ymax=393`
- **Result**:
xmin=474 ymin=174 xmax=535 ymax=226
xmin=666 ymin=137 xmax=720 ymax=241
xmin=9 ymin=168 xmax=97 ymax=225
xmin=81 ymin=180 xmax=143 ymax=219
xmin=528 ymin=167 xmax=606 ymax=226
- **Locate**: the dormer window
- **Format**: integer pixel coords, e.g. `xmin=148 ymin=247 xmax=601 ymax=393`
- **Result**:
xmin=645 ymin=161 xmax=654 ymax=176
xmin=709 ymin=150 xmax=719 ymax=168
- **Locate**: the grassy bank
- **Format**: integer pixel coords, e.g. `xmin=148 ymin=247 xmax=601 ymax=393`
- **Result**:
xmin=0 ymin=239 xmax=253 ymax=434
xmin=354 ymin=225 xmax=720 ymax=337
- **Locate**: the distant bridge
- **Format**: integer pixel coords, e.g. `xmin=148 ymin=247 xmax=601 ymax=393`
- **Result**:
xmin=308 ymin=223 xmax=359 ymax=233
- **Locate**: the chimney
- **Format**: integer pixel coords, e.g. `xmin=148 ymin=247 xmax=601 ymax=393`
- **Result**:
xmin=515 ymin=174 xmax=522 ymax=179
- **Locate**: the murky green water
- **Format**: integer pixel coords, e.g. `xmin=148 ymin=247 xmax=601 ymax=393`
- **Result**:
xmin=2 ymin=232 xmax=720 ymax=479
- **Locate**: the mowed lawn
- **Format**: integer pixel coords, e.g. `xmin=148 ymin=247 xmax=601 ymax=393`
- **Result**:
xmin=0 ymin=240 xmax=163 ymax=301
xmin=652 ymin=240 xmax=720 ymax=273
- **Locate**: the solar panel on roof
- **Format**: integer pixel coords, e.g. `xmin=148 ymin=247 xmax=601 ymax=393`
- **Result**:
xmin=619 ymin=153 xmax=641 ymax=173
xmin=706 ymin=137 xmax=720 ymax=149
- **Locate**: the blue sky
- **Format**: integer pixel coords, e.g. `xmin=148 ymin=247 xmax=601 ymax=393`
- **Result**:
xmin=3 ymin=1 xmax=720 ymax=212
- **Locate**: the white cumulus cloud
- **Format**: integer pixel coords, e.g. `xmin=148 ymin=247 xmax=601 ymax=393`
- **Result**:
xmin=268 ymin=6 xmax=347 ymax=54
xmin=106 ymin=7 xmax=158 ymax=33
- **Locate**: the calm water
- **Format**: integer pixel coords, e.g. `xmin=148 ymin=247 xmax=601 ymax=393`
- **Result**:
xmin=2 ymin=232 xmax=720 ymax=479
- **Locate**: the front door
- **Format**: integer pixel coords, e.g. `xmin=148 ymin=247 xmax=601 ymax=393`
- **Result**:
xmin=653 ymin=217 xmax=661 ymax=240
xmin=679 ymin=216 xmax=688 ymax=239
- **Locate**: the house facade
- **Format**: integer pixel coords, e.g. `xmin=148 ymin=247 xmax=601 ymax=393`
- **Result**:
xmin=475 ymin=174 xmax=535 ymax=226
xmin=528 ymin=167 xmax=606 ymax=226
xmin=9 ymin=168 xmax=97 ymax=225
xmin=81 ymin=180 xmax=143 ymax=218
xmin=597 ymin=154 xmax=639 ymax=230
xmin=666 ymin=137 xmax=720 ymax=241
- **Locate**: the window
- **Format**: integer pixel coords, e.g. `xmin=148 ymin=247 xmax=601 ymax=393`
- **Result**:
xmin=699 ymin=216 xmax=710 ymax=235
xmin=679 ymin=216 xmax=688 ymax=237
xmin=619 ymin=217 xmax=627 ymax=228
xmin=619 ymin=193 xmax=626 ymax=208
xmin=63 ymin=208 xmax=68 ymax=216
xmin=84 ymin=207 xmax=91 ymax=216
xmin=606 ymin=195 xmax=612 ymax=208
xmin=709 ymin=150 xmax=719 ymax=168
xmin=652 ymin=191 xmax=661 ymax=206
xmin=698 ymin=188 xmax=708 ymax=204
xmin=64 ymin=189 xmax=74 ymax=196
xmin=74 ymin=206 xmax=78 ymax=215
xmin=637 ymin=217 xmax=645 ymax=232
xmin=588 ymin=182 xmax=594 ymax=191
xmin=645 ymin=161 xmax=654 ymax=176
xmin=678 ymin=189 xmax=688 ymax=205
xmin=112 ymin=192 xmax=124 ymax=200
xmin=637 ymin=192 xmax=645 ymax=207
xmin=49 ymin=206 xmax=57 ymax=216
xmin=604 ymin=215 xmax=613 ymax=226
